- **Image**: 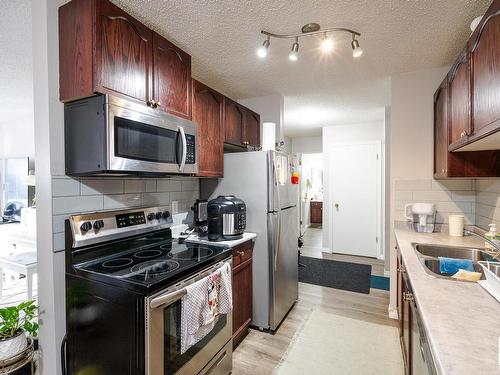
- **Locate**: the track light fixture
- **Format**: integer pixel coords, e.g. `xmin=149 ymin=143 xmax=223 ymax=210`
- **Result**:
xmin=289 ymin=37 xmax=299 ymax=61
xmin=257 ymin=36 xmax=270 ymax=58
xmin=257 ymin=23 xmax=361 ymax=61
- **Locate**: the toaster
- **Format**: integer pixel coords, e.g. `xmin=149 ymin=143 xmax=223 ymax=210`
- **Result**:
xmin=207 ymin=195 xmax=246 ymax=241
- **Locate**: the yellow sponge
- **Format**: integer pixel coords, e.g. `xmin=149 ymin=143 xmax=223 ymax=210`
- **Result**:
xmin=451 ymin=269 xmax=482 ymax=282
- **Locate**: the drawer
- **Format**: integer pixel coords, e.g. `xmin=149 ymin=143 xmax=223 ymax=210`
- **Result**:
xmin=232 ymin=240 xmax=253 ymax=267
xmin=310 ymin=201 xmax=323 ymax=208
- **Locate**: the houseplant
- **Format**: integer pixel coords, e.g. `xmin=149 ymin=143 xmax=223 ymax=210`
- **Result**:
xmin=0 ymin=300 xmax=38 ymax=363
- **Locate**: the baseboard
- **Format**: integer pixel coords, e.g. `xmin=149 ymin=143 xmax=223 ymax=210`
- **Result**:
xmin=388 ymin=305 xmax=398 ymax=320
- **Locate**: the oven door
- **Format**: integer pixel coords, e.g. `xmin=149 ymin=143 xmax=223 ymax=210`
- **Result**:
xmin=145 ymin=259 xmax=232 ymax=375
xmin=107 ymin=96 xmax=198 ymax=175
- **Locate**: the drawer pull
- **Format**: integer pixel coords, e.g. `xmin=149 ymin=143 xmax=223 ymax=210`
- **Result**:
xmin=238 ymin=251 xmax=245 ymax=257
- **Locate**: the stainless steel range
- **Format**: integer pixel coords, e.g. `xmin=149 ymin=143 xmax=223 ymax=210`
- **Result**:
xmin=62 ymin=206 xmax=233 ymax=375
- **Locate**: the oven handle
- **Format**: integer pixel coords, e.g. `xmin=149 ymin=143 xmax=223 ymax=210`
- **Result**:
xmin=150 ymin=288 xmax=186 ymax=309
xmin=178 ymin=126 xmax=187 ymax=172
xmin=150 ymin=258 xmax=231 ymax=310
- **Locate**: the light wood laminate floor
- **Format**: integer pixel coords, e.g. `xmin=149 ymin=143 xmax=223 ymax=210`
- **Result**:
xmin=233 ymin=227 xmax=393 ymax=374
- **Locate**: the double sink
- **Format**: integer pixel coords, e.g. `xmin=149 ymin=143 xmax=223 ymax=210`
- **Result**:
xmin=413 ymin=243 xmax=500 ymax=281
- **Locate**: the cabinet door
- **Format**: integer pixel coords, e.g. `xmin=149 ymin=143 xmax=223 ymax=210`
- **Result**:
xmin=448 ymin=51 xmax=470 ymax=147
xmin=232 ymin=259 xmax=252 ymax=342
xmin=434 ymin=78 xmax=449 ymax=178
xmin=94 ymin=0 xmax=152 ymax=104
xmin=396 ymin=251 xmax=403 ymax=336
xmin=152 ymin=33 xmax=192 ymax=119
xmin=243 ymin=109 xmax=261 ymax=147
xmin=224 ymin=98 xmax=244 ymax=146
xmin=470 ymin=5 xmax=500 ymax=140
xmin=192 ymin=80 xmax=224 ymax=177
xmin=402 ymin=276 xmax=412 ymax=375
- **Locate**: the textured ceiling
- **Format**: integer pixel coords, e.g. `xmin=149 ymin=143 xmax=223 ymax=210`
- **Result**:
xmin=0 ymin=0 xmax=34 ymax=156
xmin=116 ymin=0 xmax=489 ymax=136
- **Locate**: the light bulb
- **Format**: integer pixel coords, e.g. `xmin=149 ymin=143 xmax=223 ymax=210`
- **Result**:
xmin=351 ymin=39 xmax=363 ymax=58
xmin=321 ymin=34 xmax=333 ymax=53
xmin=289 ymin=38 xmax=299 ymax=62
xmin=257 ymin=38 xmax=270 ymax=59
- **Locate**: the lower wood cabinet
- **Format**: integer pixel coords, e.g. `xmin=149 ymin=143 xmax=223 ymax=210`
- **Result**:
xmin=231 ymin=240 xmax=254 ymax=347
xmin=310 ymin=201 xmax=323 ymax=224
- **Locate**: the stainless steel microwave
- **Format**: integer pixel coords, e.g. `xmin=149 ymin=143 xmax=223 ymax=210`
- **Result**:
xmin=64 ymin=95 xmax=198 ymax=176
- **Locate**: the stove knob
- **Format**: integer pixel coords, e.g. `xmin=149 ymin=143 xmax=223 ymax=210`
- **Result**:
xmin=162 ymin=211 xmax=170 ymax=219
xmin=147 ymin=213 xmax=155 ymax=221
xmin=93 ymin=220 xmax=104 ymax=231
xmin=155 ymin=212 xmax=162 ymax=220
xmin=80 ymin=221 xmax=92 ymax=233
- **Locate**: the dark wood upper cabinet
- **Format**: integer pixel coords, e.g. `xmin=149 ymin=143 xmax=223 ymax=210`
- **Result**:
xmin=448 ymin=50 xmax=470 ymax=148
xmin=469 ymin=2 xmax=500 ymax=143
xmin=59 ymin=0 xmax=192 ymax=118
xmin=243 ymin=109 xmax=261 ymax=147
xmin=153 ymin=33 xmax=192 ymax=119
xmin=94 ymin=1 xmax=152 ymax=104
xmin=192 ymin=79 xmax=224 ymax=177
xmin=224 ymin=98 xmax=244 ymax=146
xmin=434 ymin=78 xmax=449 ymax=178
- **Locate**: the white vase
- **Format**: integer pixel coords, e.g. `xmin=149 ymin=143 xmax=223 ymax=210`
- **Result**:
xmin=0 ymin=330 xmax=27 ymax=364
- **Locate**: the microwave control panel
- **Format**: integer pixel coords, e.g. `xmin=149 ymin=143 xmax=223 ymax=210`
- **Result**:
xmin=186 ymin=134 xmax=196 ymax=164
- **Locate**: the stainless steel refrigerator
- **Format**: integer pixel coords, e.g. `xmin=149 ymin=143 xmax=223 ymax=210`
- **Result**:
xmin=203 ymin=150 xmax=299 ymax=330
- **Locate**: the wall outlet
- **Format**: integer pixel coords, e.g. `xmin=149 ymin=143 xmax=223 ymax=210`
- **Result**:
xmin=171 ymin=201 xmax=178 ymax=214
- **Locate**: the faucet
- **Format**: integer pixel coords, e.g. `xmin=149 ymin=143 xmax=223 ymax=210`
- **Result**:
xmin=464 ymin=229 xmax=500 ymax=260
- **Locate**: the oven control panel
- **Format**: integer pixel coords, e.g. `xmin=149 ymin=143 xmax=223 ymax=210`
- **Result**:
xmin=70 ymin=206 xmax=174 ymax=248
xmin=186 ymin=134 xmax=196 ymax=164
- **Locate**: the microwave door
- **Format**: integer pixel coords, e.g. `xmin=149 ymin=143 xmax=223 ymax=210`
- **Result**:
xmin=176 ymin=126 xmax=187 ymax=172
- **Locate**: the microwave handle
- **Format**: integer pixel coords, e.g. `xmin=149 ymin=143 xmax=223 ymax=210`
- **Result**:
xmin=178 ymin=126 xmax=187 ymax=172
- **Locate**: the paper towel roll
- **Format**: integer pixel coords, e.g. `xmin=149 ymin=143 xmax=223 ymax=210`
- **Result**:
xmin=262 ymin=122 xmax=276 ymax=151
xmin=449 ymin=215 xmax=464 ymax=237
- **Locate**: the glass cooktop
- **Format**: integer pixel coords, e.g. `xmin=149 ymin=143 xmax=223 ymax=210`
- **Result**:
xmin=75 ymin=238 xmax=228 ymax=287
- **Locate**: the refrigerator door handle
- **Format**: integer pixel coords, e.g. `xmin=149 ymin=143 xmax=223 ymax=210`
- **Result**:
xmin=274 ymin=210 xmax=281 ymax=271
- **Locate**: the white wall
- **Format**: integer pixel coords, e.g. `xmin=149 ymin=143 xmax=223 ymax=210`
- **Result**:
xmin=387 ymin=66 xmax=449 ymax=317
xmin=291 ymin=136 xmax=322 ymax=154
xmin=238 ymin=94 xmax=285 ymax=144
xmin=0 ymin=0 xmax=34 ymax=158
xmin=322 ymin=122 xmax=385 ymax=253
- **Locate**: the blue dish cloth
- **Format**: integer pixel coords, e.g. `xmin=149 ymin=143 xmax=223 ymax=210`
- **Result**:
xmin=439 ymin=257 xmax=474 ymax=274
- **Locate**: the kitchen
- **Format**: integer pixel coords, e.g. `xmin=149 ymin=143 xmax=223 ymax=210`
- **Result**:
xmin=1 ymin=0 xmax=500 ymax=374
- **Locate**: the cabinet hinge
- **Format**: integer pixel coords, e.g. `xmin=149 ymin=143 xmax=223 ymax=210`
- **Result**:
xmin=376 ymin=237 xmax=379 ymax=243
xmin=376 ymin=154 xmax=379 ymax=160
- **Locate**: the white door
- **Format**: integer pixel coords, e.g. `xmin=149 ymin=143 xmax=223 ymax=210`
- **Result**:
xmin=329 ymin=142 xmax=381 ymax=257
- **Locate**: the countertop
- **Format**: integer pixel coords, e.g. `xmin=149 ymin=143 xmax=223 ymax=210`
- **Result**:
xmin=394 ymin=227 xmax=500 ymax=375
xmin=184 ymin=232 xmax=257 ymax=248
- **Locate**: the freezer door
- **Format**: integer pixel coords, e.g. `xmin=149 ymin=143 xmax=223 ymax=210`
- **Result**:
xmin=267 ymin=151 xmax=298 ymax=211
xmin=268 ymin=205 xmax=298 ymax=330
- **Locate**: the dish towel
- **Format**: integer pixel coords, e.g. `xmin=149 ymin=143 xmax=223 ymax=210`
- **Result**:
xmin=180 ymin=263 xmax=232 ymax=354
xmin=439 ymin=257 xmax=474 ymax=274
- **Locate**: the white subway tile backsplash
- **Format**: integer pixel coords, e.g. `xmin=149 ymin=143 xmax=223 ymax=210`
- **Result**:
xmin=451 ymin=191 xmax=476 ymax=202
xmin=53 ymin=214 xmax=69 ymax=234
xmin=475 ymin=179 xmax=500 ymax=230
xmin=157 ymin=180 xmax=182 ymax=192
xmin=103 ymin=193 xmax=142 ymax=210
xmin=171 ymin=190 xmax=198 ymax=202
xmin=395 ymin=191 xmax=412 ymax=201
xmin=52 ymin=178 xmax=80 ymax=197
xmin=395 ymin=179 xmax=431 ymax=191
xmin=81 ymin=179 xmax=124 ymax=195
xmin=412 ymin=190 xmax=452 ymax=201
xmin=124 ymin=180 xmax=145 ymax=193
xmin=144 ymin=180 xmax=157 ymax=192
xmin=181 ymin=179 xmax=199 ymax=191
xmin=476 ymin=191 xmax=499 ymax=207
xmin=431 ymin=179 xmax=474 ymax=191
xmin=53 ymin=195 xmax=104 ymax=215
xmin=142 ymin=192 xmax=171 ymax=206
xmin=53 ymin=232 xmax=65 ymax=252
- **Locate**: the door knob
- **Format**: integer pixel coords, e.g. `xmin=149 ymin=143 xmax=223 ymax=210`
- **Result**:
xmin=334 ymin=203 xmax=339 ymax=209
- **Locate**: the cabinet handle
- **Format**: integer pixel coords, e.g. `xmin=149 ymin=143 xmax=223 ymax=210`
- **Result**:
xmin=243 ymin=141 xmax=249 ymax=146
xmin=397 ymin=266 xmax=406 ymax=273
xmin=155 ymin=101 xmax=161 ymax=108
xmin=441 ymin=169 xmax=445 ymax=173
xmin=238 ymin=251 xmax=245 ymax=257
xmin=460 ymin=131 xmax=467 ymax=137
xmin=403 ymin=292 xmax=414 ymax=303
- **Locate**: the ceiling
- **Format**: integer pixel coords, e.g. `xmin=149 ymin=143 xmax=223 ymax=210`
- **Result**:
xmin=113 ymin=0 xmax=491 ymax=137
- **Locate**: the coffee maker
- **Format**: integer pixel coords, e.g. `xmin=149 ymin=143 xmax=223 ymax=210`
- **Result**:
xmin=191 ymin=199 xmax=208 ymax=235
xmin=405 ymin=203 xmax=436 ymax=233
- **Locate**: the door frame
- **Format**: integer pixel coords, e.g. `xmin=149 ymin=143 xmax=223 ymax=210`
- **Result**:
xmin=327 ymin=141 xmax=383 ymax=259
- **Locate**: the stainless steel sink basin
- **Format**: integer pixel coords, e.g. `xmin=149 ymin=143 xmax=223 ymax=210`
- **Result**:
xmin=413 ymin=244 xmax=487 ymax=281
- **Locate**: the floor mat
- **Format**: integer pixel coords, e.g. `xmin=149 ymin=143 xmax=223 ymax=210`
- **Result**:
xmin=299 ymin=256 xmax=372 ymax=294
xmin=371 ymin=275 xmax=390 ymax=290
xmin=274 ymin=310 xmax=403 ymax=375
